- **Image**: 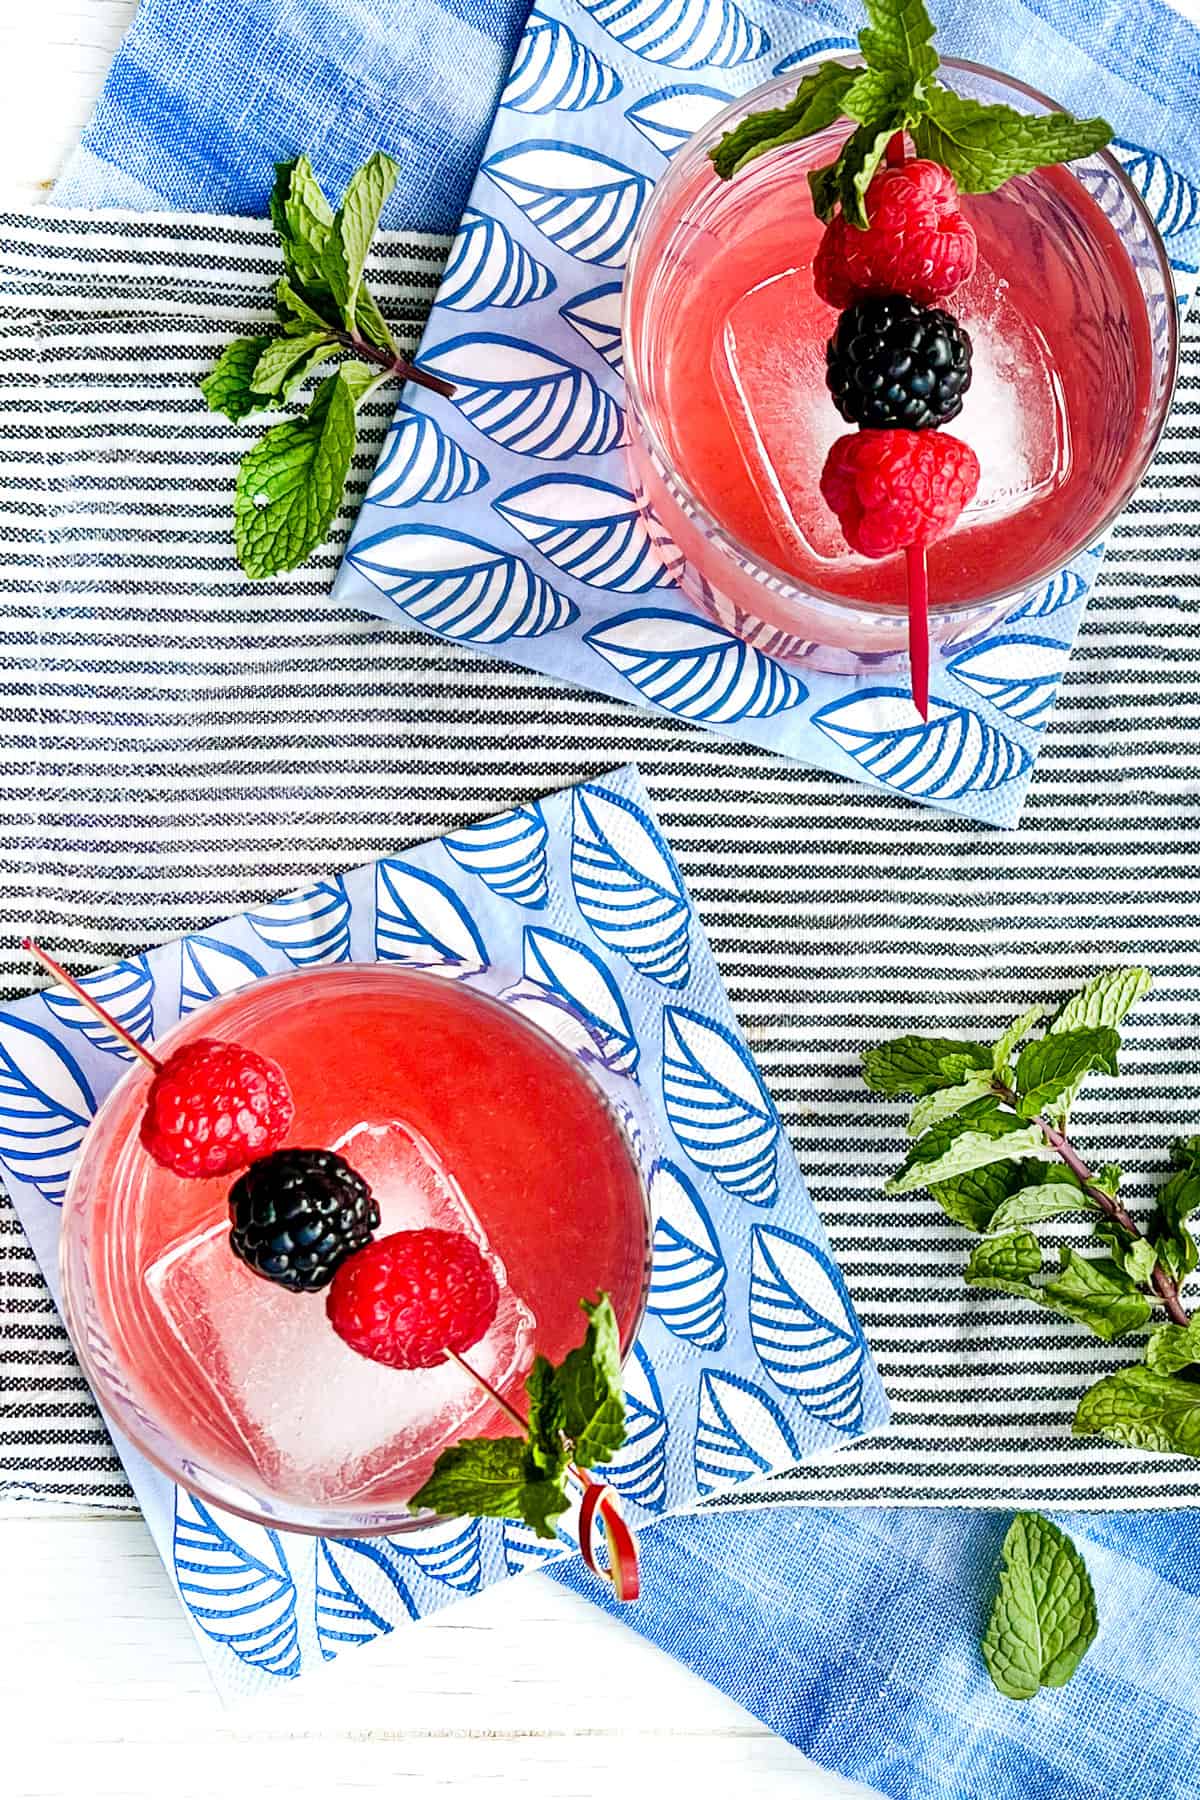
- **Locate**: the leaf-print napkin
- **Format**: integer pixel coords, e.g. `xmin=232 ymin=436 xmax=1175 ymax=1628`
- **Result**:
xmin=0 ymin=765 xmax=888 ymax=1701
xmin=331 ymin=0 xmax=1200 ymax=829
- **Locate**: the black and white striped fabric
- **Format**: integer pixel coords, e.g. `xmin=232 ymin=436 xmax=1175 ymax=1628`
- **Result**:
xmin=3 ymin=210 xmax=1198 ymax=1512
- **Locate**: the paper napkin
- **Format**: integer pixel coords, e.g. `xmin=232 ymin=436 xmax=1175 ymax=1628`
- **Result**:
xmin=0 ymin=765 xmax=887 ymax=1700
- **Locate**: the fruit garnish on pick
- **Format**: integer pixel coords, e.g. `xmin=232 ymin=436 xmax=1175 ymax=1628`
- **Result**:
xmin=230 ymin=1147 xmax=380 ymax=1290
xmin=22 ymin=939 xmax=295 ymax=1177
xmin=326 ymin=1226 xmax=501 ymax=1368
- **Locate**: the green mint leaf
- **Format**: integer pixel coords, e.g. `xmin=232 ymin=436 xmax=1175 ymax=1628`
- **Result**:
xmin=858 ymin=0 xmax=938 ymax=87
xmin=991 ymin=1006 xmax=1045 ymax=1079
xmin=334 ymin=151 xmax=398 ymax=319
xmin=709 ymin=62 xmax=856 ymax=179
xmin=886 ymin=1098 xmax=1051 ymax=1195
xmin=249 ymin=330 xmax=336 ymax=401
xmin=353 ymin=281 xmax=399 ymax=355
xmin=1052 ymin=967 xmax=1153 ymax=1035
xmin=233 ymin=362 xmax=365 ymax=579
xmin=1154 ymin=1232 xmax=1197 ymax=1285
xmin=965 ymin=1230 xmax=1042 ymax=1298
xmin=907 ymin=1071 xmax=996 ymax=1138
xmin=986 ymin=1182 xmax=1096 ymax=1238
xmin=275 ymin=276 xmax=336 ymax=333
xmin=1146 ymin=1320 xmax=1200 ymax=1376
xmin=1042 ymin=1247 xmax=1151 ymax=1342
xmin=409 ymin=1435 xmax=528 ymax=1521
xmin=841 ymin=67 xmax=914 ymax=127
xmin=557 ymin=1294 xmax=627 ymax=1467
xmin=863 ymin=1035 xmax=991 ymax=1098
xmin=525 ymin=1355 xmax=568 ymax=1484
xmin=1148 ymin=1166 xmax=1200 ymax=1283
xmin=1120 ymin=1237 xmax=1160 ymax=1286
xmin=1013 ymin=1026 xmax=1120 ymax=1121
xmin=519 ymin=1477 xmax=571 ymax=1540
xmin=914 ymin=88 xmax=1111 ymax=195
xmin=981 ymin=1513 xmax=1098 ymax=1701
xmin=1172 ymin=1135 xmax=1200 ymax=1176
xmin=198 ymin=336 xmax=277 ymax=422
xmin=1096 ymin=1163 xmax=1122 ymax=1198
xmin=810 ymin=115 xmax=905 ymax=227
xmin=275 ymin=155 xmax=338 ymax=295
xmin=1075 ymin=1366 xmax=1200 ymax=1457
xmin=929 ymin=1160 xmax=1021 ymax=1232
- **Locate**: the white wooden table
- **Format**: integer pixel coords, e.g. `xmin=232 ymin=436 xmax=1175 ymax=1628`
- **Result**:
xmin=0 ymin=7 xmax=876 ymax=1796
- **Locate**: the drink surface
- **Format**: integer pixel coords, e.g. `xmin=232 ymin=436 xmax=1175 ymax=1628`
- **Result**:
xmin=72 ymin=967 xmax=650 ymax=1519
xmin=629 ymin=128 xmax=1155 ymax=611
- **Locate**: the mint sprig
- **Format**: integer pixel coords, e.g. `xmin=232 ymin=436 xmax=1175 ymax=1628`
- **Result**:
xmin=709 ymin=0 xmax=1111 ymax=226
xmin=982 ymin=1513 xmax=1098 ymax=1701
xmin=867 ymin=969 xmax=1200 ymax=1462
xmin=201 ymin=152 xmax=454 ymax=580
xmin=410 ymin=1294 xmax=628 ymax=1539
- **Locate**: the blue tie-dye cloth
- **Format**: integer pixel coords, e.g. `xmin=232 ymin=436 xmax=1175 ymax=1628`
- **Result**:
xmin=0 ymin=765 xmax=887 ymax=1702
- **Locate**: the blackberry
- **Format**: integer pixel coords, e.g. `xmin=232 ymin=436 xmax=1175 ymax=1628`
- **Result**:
xmin=825 ymin=294 xmax=972 ymax=430
xmin=229 ymin=1148 xmax=379 ymax=1291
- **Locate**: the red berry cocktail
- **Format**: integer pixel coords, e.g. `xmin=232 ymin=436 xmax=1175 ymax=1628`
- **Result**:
xmin=60 ymin=964 xmax=652 ymax=1534
xmin=623 ymin=58 xmax=1176 ymax=678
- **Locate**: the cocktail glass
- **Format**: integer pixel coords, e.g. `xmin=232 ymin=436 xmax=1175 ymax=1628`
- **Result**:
xmin=60 ymin=963 xmax=653 ymax=1535
xmin=623 ymin=58 xmax=1177 ymax=672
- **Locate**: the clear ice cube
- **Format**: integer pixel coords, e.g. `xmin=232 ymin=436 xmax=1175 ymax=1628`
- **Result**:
xmin=143 ymin=1119 xmax=535 ymax=1504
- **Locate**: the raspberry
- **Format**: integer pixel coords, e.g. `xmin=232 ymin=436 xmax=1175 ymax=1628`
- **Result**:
xmin=826 ymin=294 xmax=972 ymax=431
xmin=820 ymin=430 xmax=981 ymax=559
xmin=140 ymin=1037 xmax=294 ymax=1178
xmin=327 ymin=1229 xmax=500 ymax=1370
xmin=814 ymin=160 xmax=977 ymax=309
xmin=229 ymin=1148 xmax=379 ymax=1291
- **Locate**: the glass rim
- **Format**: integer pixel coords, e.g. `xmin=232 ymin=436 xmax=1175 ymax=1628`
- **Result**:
xmin=620 ymin=54 xmax=1181 ymax=621
xmin=59 ymin=959 xmax=654 ymax=1538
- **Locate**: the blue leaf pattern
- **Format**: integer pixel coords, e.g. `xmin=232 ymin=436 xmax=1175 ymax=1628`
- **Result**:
xmin=173 ymin=1492 xmax=300 ymax=1678
xmin=585 ymin=609 xmax=807 ymax=724
xmin=0 ymin=1014 xmax=95 ymax=1205
xmin=247 ymin=878 xmax=352 ymax=966
xmin=662 ymin=1004 xmax=778 ymax=1204
xmin=522 ymin=925 xmax=640 ymax=1074
xmin=946 ymin=635 xmax=1068 ymax=729
xmin=1112 ymin=140 xmax=1200 ymax=236
xmin=749 ymin=1227 xmax=867 ymax=1432
xmin=348 ymin=523 xmax=578 ymax=642
xmin=503 ymin=5 xmax=622 ymax=112
xmin=179 ymin=933 xmax=268 ymax=1016
xmin=625 ymin=85 xmax=733 ymax=157
xmin=571 ymin=781 xmax=691 ymax=986
xmin=364 ymin=412 xmax=488 ymax=506
xmin=376 ymin=860 xmax=489 ymax=969
xmin=495 ymin=475 xmax=673 ymax=592
xmin=575 ymin=0 xmax=768 ymax=68
xmin=314 ymin=1538 xmax=419 ymax=1660
xmin=445 ymin=802 xmax=549 ymax=908
xmin=503 ymin=1518 xmax=567 ymax=1575
xmin=1008 ymin=569 xmax=1087 ymax=622
xmin=598 ymin=1342 xmax=668 ymax=1512
xmin=392 ymin=1518 xmax=483 ymax=1593
xmin=812 ymin=690 xmax=1033 ymax=800
xmin=439 ymin=207 xmax=557 ymax=312
xmin=421 ymin=333 xmax=625 ymax=459
xmin=559 ymin=281 xmax=624 ymax=374
xmin=41 ymin=955 xmax=154 ymax=1060
xmin=694 ymin=1370 xmax=801 ymax=1494
xmin=647 ymin=1159 xmax=727 ymax=1349
xmin=482 ymin=140 xmax=650 ymax=266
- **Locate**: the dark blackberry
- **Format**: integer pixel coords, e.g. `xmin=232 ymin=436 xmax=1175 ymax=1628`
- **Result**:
xmin=228 ymin=1148 xmax=379 ymax=1291
xmin=825 ymin=294 xmax=972 ymax=430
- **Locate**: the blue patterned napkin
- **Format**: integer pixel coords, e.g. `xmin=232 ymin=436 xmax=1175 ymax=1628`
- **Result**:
xmin=323 ymin=0 xmax=1200 ymax=829
xmin=0 ymin=765 xmax=887 ymax=1701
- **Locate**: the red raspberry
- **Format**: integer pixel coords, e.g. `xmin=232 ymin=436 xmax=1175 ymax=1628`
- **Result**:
xmin=814 ymin=160 xmax=977 ymax=309
xmin=820 ymin=430 xmax=980 ymax=559
xmin=140 ymin=1038 xmax=294 ymax=1178
xmin=327 ymin=1229 xmax=500 ymax=1370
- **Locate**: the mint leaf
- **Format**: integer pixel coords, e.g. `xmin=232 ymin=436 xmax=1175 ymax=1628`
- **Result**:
xmin=353 ymin=281 xmax=399 ymax=356
xmin=276 ymin=277 xmax=335 ymax=333
xmin=915 ymin=88 xmax=1112 ymax=195
xmin=982 ymin=1513 xmax=1098 ymax=1701
xmin=274 ymin=155 xmax=338 ymax=294
xmin=233 ymin=362 xmax=365 ymax=579
xmin=335 ymin=150 xmax=398 ymax=323
xmin=965 ymin=1230 xmax=1042 ymax=1298
xmin=1075 ymin=1366 xmax=1200 ymax=1457
xmin=1096 ymin=1163 xmax=1123 ymax=1198
xmin=907 ymin=1071 xmax=995 ymax=1137
xmin=1042 ymin=1247 xmax=1151 ymax=1342
xmin=929 ymin=1160 xmax=1021 ymax=1232
xmin=710 ymin=62 xmax=856 ymax=179
xmin=1013 ymin=1026 xmax=1120 ymax=1120
xmin=811 ymin=115 xmax=905 ymax=226
xmin=519 ymin=1478 xmax=571 ymax=1540
xmin=249 ymin=331 xmax=335 ymax=401
xmin=863 ymin=1035 xmax=991 ymax=1098
xmin=986 ymin=1182 xmax=1095 ymax=1238
xmin=557 ymin=1295 xmax=627 ymax=1467
xmin=886 ymin=1098 xmax=1050 ymax=1194
xmin=525 ymin=1355 xmax=568 ymax=1484
xmin=410 ymin=1435 xmax=528 ymax=1521
xmin=1146 ymin=1320 xmax=1200 ymax=1376
xmin=858 ymin=0 xmax=938 ymax=87
xmin=1052 ymin=967 xmax=1153 ymax=1036
xmin=841 ymin=67 xmax=913 ymax=127
xmin=199 ymin=336 xmax=276 ymax=422
xmin=1173 ymin=1136 xmax=1200 ymax=1177
xmin=991 ymin=1006 xmax=1045 ymax=1079
xmin=1147 ymin=1163 xmax=1200 ymax=1284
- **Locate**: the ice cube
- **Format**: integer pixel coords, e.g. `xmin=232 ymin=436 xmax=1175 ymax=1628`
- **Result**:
xmin=143 ymin=1120 xmax=535 ymax=1505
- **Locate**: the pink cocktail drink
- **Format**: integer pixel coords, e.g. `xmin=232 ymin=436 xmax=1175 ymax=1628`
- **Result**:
xmin=62 ymin=965 xmax=651 ymax=1531
xmin=624 ymin=62 xmax=1176 ymax=666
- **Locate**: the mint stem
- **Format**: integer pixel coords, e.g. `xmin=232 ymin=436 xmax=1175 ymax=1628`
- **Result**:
xmin=330 ymin=329 xmax=456 ymax=400
xmin=995 ymin=1084 xmax=1191 ymax=1327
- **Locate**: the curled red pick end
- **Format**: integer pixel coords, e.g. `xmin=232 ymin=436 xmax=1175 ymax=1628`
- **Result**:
xmin=904 ymin=542 xmax=930 ymax=722
xmin=578 ymin=1476 xmax=640 ymax=1603
xmin=886 ymin=130 xmax=907 ymax=167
